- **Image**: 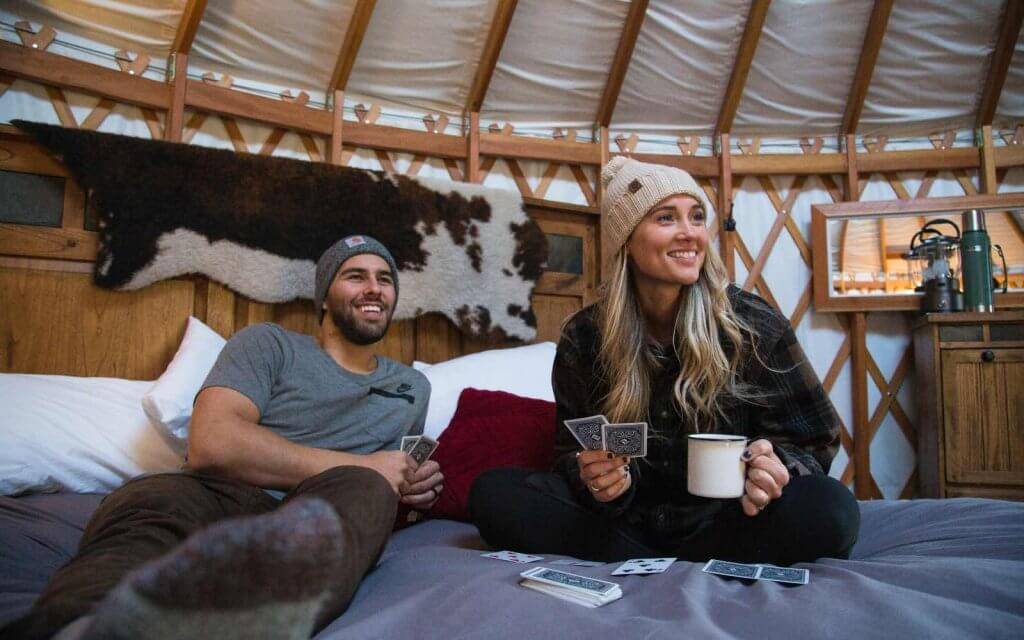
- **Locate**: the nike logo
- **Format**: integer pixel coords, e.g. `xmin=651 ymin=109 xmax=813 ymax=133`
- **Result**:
xmin=368 ymin=387 xmax=415 ymax=404
xmin=396 ymin=383 xmax=412 ymax=393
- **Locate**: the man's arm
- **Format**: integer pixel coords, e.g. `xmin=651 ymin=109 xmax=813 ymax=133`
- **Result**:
xmin=188 ymin=386 xmax=414 ymax=493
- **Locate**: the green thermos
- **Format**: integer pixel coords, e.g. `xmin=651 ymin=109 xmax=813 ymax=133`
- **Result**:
xmin=960 ymin=209 xmax=1006 ymax=312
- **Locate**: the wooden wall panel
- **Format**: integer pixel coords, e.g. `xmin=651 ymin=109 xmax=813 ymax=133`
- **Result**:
xmin=532 ymin=294 xmax=581 ymax=344
xmin=0 ymin=268 xmax=194 ymax=379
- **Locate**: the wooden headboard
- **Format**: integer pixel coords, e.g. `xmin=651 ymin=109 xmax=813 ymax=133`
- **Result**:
xmin=0 ymin=127 xmax=600 ymax=379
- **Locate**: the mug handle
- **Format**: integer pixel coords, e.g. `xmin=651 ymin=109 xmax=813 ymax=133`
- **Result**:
xmin=992 ymin=244 xmax=1008 ymax=294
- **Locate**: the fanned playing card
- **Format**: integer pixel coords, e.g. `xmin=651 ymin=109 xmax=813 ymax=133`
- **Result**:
xmin=401 ymin=436 xmax=419 ymax=453
xmin=702 ymin=559 xmax=762 ymax=580
xmin=403 ymin=435 xmax=438 ymax=465
xmin=611 ymin=557 xmax=676 ymax=576
xmin=563 ymin=415 xmax=608 ymax=451
xmin=481 ymin=550 xmax=544 ymax=564
xmin=601 ymin=422 xmax=648 ymax=457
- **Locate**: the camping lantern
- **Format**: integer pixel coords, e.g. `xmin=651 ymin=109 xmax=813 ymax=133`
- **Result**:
xmin=904 ymin=219 xmax=963 ymax=313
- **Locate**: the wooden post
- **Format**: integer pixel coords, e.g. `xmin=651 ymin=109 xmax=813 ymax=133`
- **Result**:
xmin=717 ymin=133 xmax=735 ymax=279
xmin=329 ymin=90 xmax=344 ymax=165
xmin=844 ymin=134 xmax=871 ymax=498
xmin=851 ymin=311 xmax=871 ymax=498
xmin=165 ymin=53 xmax=188 ymax=142
xmin=467 ymin=112 xmax=480 ymax=183
xmin=844 ymin=133 xmax=859 ymax=201
xmin=980 ymin=125 xmax=997 ymax=194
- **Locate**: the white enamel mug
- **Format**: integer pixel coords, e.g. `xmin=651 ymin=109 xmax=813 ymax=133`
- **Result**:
xmin=686 ymin=434 xmax=748 ymax=499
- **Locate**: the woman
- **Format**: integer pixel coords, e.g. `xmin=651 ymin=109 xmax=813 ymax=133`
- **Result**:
xmin=469 ymin=157 xmax=859 ymax=565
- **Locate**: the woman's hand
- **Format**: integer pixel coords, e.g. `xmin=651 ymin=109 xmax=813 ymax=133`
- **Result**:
xmin=740 ymin=439 xmax=790 ymax=516
xmin=577 ymin=450 xmax=631 ymax=503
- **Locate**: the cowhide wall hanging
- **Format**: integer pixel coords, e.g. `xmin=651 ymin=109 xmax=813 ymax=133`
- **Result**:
xmin=14 ymin=120 xmax=547 ymax=342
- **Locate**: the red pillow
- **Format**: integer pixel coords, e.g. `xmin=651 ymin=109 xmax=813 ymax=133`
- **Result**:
xmin=426 ymin=388 xmax=556 ymax=521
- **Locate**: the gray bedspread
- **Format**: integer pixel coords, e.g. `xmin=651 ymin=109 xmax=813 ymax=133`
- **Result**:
xmin=1 ymin=494 xmax=1021 ymax=639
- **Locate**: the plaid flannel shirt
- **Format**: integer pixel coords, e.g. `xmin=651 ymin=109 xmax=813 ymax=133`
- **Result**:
xmin=552 ymin=285 xmax=841 ymax=534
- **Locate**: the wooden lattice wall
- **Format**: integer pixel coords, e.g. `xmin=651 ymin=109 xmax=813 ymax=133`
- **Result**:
xmin=3 ymin=22 xmax=1024 ymax=499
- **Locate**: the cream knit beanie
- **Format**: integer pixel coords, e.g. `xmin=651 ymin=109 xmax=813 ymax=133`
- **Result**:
xmin=600 ymin=156 xmax=708 ymax=276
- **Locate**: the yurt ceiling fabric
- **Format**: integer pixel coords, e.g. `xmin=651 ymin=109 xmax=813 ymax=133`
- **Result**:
xmin=5 ymin=0 xmax=1023 ymax=136
xmin=996 ymin=20 xmax=1024 ymax=126
xmin=860 ymin=0 xmax=1003 ymax=136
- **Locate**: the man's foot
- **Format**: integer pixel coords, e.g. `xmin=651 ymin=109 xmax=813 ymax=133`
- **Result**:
xmin=82 ymin=497 xmax=345 ymax=640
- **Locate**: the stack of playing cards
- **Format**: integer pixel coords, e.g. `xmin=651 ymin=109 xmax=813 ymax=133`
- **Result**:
xmin=563 ymin=415 xmax=648 ymax=457
xmin=401 ymin=435 xmax=438 ymax=465
xmin=702 ymin=559 xmax=809 ymax=585
xmin=518 ymin=567 xmax=622 ymax=608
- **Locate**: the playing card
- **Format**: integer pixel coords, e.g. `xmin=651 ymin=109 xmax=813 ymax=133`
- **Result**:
xmin=611 ymin=557 xmax=676 ymax=576
xmin=601 ymin=422 xmax=648 ymax=457
xmin=551 ymin=558 xmax=606 ymax=567
xmin=401 ymin=435 xmax=420 ymax=453
xmin=563 ymin=415 xmax=608 ymax=451
xmin=481 ymin=550 xmax=544 ymax=564
xmin=702 ymin=559 xmax=762 ymax=580
xmin=407 ymin=435 xmax=438 ymax=465
xmin=757 ymin=565 xmax=809 ymax=585
xmin=519 ymin=567 xmax=619 ymax=596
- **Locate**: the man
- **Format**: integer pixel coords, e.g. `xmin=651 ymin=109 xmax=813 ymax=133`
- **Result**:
xmin=3 ymin=235 xmax=441 ymax=640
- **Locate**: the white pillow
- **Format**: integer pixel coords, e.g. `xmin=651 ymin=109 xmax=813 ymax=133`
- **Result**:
xmin=0 ymin=374 xmax=185 ymax=495
xmin=142 ymin=316 xmax=226 ymax=441
xmin=418 ymin=342 xmax=557 ymax=439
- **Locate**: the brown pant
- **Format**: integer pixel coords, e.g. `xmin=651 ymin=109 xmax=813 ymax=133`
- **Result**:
xmin=16 ymin=466 xmax=397 ymax=639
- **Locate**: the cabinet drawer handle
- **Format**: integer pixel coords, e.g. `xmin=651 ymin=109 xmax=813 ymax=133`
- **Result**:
xmin=981 ymin=350 xmax=995 ymax=362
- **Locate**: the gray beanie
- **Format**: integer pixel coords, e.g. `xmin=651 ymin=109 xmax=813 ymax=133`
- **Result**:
xmin=314 ymin=235 xmax=399 ymax=322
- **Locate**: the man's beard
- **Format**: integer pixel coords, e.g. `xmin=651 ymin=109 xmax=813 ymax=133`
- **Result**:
xmin=328 ymin=301 xmax=393 ymax=346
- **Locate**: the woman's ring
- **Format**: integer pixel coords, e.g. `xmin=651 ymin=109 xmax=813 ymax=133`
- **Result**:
xmin=589 ymin=483 xmax=600 ymax=492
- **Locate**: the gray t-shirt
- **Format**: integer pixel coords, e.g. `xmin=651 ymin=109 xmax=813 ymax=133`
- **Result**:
xmin=199 ymin=323 xmax=429 ymax=455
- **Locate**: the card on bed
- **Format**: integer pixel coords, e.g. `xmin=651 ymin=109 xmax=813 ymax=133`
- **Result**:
xmin=601 ymin=422 xmax=648 ymax=457
xmin=702 ymin=559 xmax=761 ymax=580
xmin=551 ymin=558 xmax=606 ymax=567
xmin=611 ymin=557 xmax=676 ymax=576
xmin=563 ymin=415 xmax=608 ymax=451
xmin=482 ymin=550 xmax=543 ymax=564
xmin=757 ymin=565 xmax=809 ymax=585
xmin=519 ymin=567 xmax=621 ymax=600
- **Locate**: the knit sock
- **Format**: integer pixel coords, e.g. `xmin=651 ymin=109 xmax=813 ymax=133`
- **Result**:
xmin=81 ymin=497 xmax=345 ymax=640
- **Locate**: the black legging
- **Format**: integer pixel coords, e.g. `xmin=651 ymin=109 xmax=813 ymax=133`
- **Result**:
xmin=468 ymin=468 xmax=859 ymax=565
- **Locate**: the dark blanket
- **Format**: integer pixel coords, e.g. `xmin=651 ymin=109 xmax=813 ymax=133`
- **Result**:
xmin=1 ymin=494 xmax=1021 ymax=638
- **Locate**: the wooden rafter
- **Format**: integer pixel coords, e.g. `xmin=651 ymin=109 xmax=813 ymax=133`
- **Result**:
xmin=976 ymin=0 xmax=1024 ymax=127
xmin=327 ymin=0 xmax=377 ymax=94
xmin=171 ymin=0 xmax=208 ymax=54
xmin=595 ymin=0 xmax=648 ymax=127
xmin=465 ymin=0 xmax=518 ymax=114
xmin=841 ymin=0 xmax=893 ymax=135
xmin=714 ymin=0 xmax=771 ymax=137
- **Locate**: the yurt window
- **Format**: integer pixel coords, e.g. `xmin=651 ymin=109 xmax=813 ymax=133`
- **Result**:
xmin=0 ymin=170 xmax=64 ymax=227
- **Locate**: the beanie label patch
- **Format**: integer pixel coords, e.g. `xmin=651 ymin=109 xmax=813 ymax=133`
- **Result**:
xmin=628 ymin=179 xmax=643 ymax=194
xmin=344 ymin=235 xmax=366 ymax=248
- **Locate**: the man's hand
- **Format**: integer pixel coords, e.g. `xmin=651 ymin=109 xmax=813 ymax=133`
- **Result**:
xmin=400 ymin=460 xmax=444 ymax=510
xmin=359 ymin=450 xmax=416 ymax=495
xmin=577 ymin=450 xmax=631 ymax=503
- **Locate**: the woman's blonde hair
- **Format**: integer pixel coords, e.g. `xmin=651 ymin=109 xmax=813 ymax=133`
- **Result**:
xmin=596 ymin=244 xmax=758 ymax=431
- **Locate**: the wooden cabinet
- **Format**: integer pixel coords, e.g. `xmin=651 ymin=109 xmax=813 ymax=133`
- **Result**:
xmin=913 ymin=312 xmax=1024 ymax=500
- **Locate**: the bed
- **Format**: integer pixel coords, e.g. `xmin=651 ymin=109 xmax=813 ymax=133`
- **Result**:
xmin=2 ymin=492 xmax=1022 ymax=639
xmin=1 ymin=320 xmax=1022 ymax=639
